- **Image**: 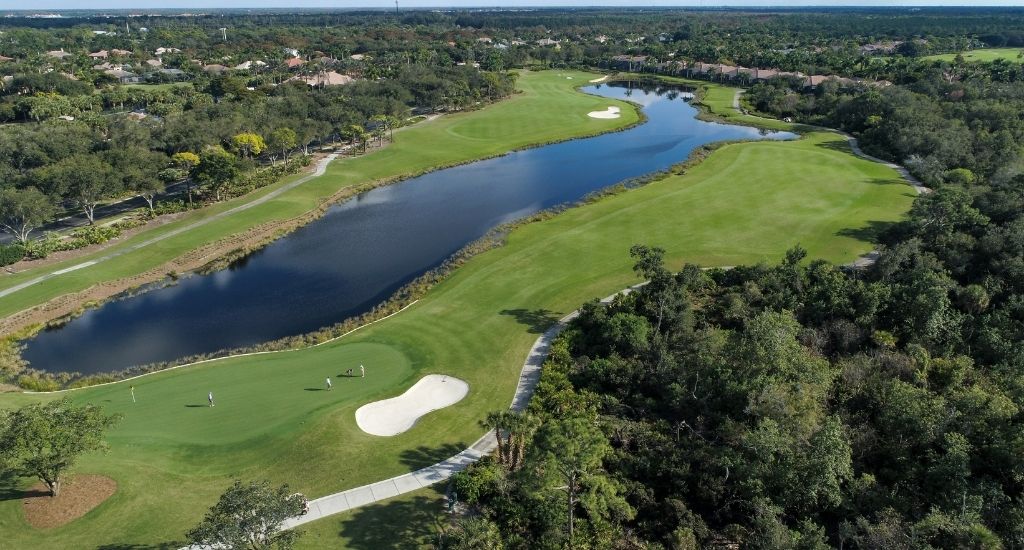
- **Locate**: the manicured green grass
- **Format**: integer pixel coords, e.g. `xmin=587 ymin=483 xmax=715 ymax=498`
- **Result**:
xmin=0 ymin=101 xmax=914 ymax=548
xmin=925 ymin=48 xmax=1024 ymax=63
xmin=295 ymin=487 xmax=446 ymax=549
xmin=0 ymin=70 xmax=637 ymax=319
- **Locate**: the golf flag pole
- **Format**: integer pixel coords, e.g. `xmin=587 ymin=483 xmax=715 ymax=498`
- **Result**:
xmin=130 ymin=385 xmax=135 ymax=403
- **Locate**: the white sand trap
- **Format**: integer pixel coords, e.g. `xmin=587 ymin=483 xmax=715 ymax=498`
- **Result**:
xmin=355 ymin=375 xmax=469 ymax=436
xmin=588 ymin=106 xmax=621 ymax=119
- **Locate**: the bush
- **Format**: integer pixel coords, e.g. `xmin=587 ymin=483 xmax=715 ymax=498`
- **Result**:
xmin=17 ymin=373 xmax=60 ymax=392
xmin=0 ymin=244 xmax=25 ymax=266
xmin=153 ymin=200 xmax=189 ymax=216
xmin=68 ymin=225 xmax=120 ymax=246
xmin=24 ymin=232 xmax=62 ymax=259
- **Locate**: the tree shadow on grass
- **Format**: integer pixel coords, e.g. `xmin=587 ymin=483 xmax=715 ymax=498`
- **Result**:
xmin=500 ymin=308 xmax=561 ymax=334
xmin=95 ymin=543 xmax=181 ymax=550
xmin=814 ymin=137 xmax=856 ymax=154
xmin=0 ymin=471 xmax=44 ymax=502
xmin=399 ymin=443 xmax=468 ymax=471
xmin=337 ymin=488 xmax=446 ymax=549
xmin=837 ymin=220 xmax=901 ymax=244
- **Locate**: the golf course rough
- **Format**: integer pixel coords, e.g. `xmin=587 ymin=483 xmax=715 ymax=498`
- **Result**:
xmin=0 ymin=71 xmax=915 ymax=548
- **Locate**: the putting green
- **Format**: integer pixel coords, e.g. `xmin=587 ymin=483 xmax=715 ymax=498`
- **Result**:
xmin=0 ymin=77 xmax=915 ymax=548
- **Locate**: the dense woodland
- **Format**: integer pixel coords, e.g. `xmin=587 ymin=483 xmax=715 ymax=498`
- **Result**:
xmin=450 ymin=196 xmax=1024 ymax=547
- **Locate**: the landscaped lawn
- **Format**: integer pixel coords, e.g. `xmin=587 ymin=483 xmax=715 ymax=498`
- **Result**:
xmin=925 ymin=47 xmax=1024 ymax=63
xmin=0 ymin=70 xmax=637 ymax=319
xmin=0 ymin=74 xmax=915 ymax=546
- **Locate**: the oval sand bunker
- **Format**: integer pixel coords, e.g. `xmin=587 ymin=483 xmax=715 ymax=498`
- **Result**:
xmin=588 ymin=106 xmax=621 ymax=119
xmin=355 ymin=374 xmax=469 ymax=436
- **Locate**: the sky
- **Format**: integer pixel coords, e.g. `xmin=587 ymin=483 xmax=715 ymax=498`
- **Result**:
xmin=4 ymin=0 xmax=1024 ymax=10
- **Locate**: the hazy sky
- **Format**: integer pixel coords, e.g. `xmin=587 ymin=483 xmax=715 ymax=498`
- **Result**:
xmin=6 ymin=0 xmax=1024 ymax=10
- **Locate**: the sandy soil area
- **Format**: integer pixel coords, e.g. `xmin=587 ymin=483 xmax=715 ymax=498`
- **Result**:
xmin=588 ymin=106 xmax=621 ymax=119
xmin=22 ymin=474 xmax=117 ymax=529
xmin=355 ymin=374 xmax=469 ymax=436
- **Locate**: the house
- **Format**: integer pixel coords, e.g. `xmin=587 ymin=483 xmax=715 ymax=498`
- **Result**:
xmin=88 ymin=50 xmax=108 ymax=59
xmin=536 ymin=38 xmax=560 ymax=47
xmin=753 ymin=68 xmax=779 ymax=81
xmin=803 ymin=75 xmax=831 ymax=88
xmin=610 ymin=55 xmax=649 ymax=71
xmin=350 ymin=53 xmax=367 ymax=61
xmin=145 ymin=59 xmax=162 ymax=67
xmin=46 ymin=49 xmax=72 ymax=59
xmin=93 ymin=62 xmax=117 ymax=70
xmin=595 ymin=34 xmax=609 ymax=44
xmin=285 ymin=57 xmax=305 ymax=69
xmin=477 ymin=37 xmax=493 ymax=44
xmin=283 ymin=47 xmax=300 ymax=57
xmin=0 ymin=55 xmax=12 ymax=62
xmin=111 ymin=49 xmax=132 ymax=57
xmin=153 ymin=68 xmax=187 ymax=81
xmin=234 ymin=60 xmax=267 ymax=70
xmin=294 ymin=71 xmax=354 ymax=87
xmin=154 ymin=47 xmax=181 ymax=56
xmin=104 ymin=68 xmax=141 ymax=83
xmin=202 ymin=64 xmax=228 ymax=74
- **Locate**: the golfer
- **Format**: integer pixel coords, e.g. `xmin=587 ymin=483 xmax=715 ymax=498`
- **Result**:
xmin=360 ymin=364 xmax=365 ymax=378
xmin=326 ymin=377 xmax=332 ymax=391
xmin=208 ymin=391 xmax=215 ymax=407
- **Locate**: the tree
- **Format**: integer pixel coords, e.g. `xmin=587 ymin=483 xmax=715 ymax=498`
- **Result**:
xmin=268 ymin=127 xmax=298 ymax=163
xmin=0 ymin=187 xmax=56 ymax=244
xmin=231 ymin=132 xmax=267 ymax=159
xmin=534 ymin=416 xmax=623 ymax=541
xmin=437 ymin=517 xmax=504 ymax=550
xmin=187 ymin=480 xmax=306 ymax=550
xmin=66 ymin=155 xmax=119 ymax=224
xmin=171 ymin=151 xmax=201 ymax=208
xmin=194 ymin=146 xmax=239 ymax=202
xmin=0 ymin=398 xmax=120 ymax=497
xmin=345 ymin=124 xmax=370 ymax=153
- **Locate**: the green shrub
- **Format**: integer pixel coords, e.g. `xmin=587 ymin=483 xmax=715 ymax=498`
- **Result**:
xmin=25 ymin=232 xmax=62 ymax=259
xmin=0 ymin=244 xmax=25 ymax=266
xmin=69 ymin=225 xmax=120 ymax=246
xmin=153 ymin=199 xmax=189 ymax=215
xmin=17 ymin=374 xmax=60 ymax=392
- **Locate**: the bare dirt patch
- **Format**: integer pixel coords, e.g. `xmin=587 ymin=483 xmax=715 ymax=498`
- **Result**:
xmin=22 ymin=474 xmax=117 ymax=529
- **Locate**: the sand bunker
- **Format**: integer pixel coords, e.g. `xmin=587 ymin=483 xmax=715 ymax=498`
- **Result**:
xmin=588 ymin=106 xmax=621 ymax=119
xmin=355 ymin=374 xmax=469 ymax=436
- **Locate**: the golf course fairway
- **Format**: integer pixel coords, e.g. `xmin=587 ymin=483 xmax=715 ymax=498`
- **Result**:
xmin=0 ymin=75 xmax=916 ymax=548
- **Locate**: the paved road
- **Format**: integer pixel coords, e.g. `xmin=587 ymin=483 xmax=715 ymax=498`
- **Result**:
xmin=0 ymin=180 xmax=195 ymax=246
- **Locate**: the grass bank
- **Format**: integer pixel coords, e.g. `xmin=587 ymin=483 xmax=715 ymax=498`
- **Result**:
xmin=924 ymin=47 xmax=1024 ymax=63
xmin=0 ymin=72 xmax=915 ymax=547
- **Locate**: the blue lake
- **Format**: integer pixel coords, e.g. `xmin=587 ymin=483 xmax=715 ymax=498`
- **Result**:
xmin=22 ymin=81 xmax=794 ymax=374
